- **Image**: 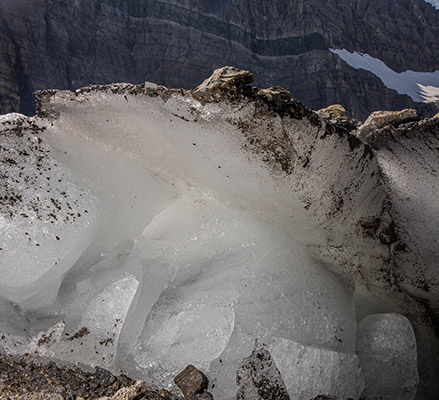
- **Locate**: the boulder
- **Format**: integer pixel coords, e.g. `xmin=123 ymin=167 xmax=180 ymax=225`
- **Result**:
xmin=356 ymin=109 xmax=418 ymax=141
xmin=192 ymin=66 xmax=253 ymax=102
xmin=174 ymin=365 xmax=209 ymax=398
xmin=257 ymin=86 xmax=292 ymax=104
xmin=316 ymin=104 xmax=359 ymax=131
xmin=316 ymin=104 xmax=349 ymax=121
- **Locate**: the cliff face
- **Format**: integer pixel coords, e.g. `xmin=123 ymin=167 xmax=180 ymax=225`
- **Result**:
xmin=0 ymin=0 xmax=438 ymax=118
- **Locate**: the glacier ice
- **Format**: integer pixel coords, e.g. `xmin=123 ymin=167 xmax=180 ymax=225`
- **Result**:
xmin=357 ymin=314 xmax=419 ymax=400
xmin=0 ymin=81 xmax=436 ymax=399
xmin=268 ymin=338 xmax=364 ymax=400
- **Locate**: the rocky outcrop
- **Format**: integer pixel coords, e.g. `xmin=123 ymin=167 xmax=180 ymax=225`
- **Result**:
xmin=0 ymin=0 xmax=438 ymax=119
xmin=192 ymin=66 xmax=254 ymax=102
xmin=316 ymin=104 xmax=349 ymax=121
xmin=356 ymin=109 xmax=419 ymax=141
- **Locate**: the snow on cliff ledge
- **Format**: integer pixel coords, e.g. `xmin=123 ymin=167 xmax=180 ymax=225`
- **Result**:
xmin=425 ymin=0 xmax=439 ymax=9
xmin=1 ymin=71 xmax=439 ymax=399
xmin=330 ymin=48 xmax=439 ymax=103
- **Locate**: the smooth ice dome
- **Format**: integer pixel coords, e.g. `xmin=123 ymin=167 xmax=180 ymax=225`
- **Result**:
xmin=1 ymin=76 xmax=437 ymax=399
xmin=357 ymin=313 xmax=419 ymax=400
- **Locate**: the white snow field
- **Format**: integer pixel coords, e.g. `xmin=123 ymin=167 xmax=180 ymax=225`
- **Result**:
xmin=330 ymin=49 xmax=439 ymax=103
xmin=424 ymin=0 xmax=439 ymax=9
xmin=1 ymin=81 xmax=437 ymax=399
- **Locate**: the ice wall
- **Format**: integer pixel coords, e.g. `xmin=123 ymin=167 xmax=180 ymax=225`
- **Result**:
xmin=0 ymin=82 xmax=429 ymax=399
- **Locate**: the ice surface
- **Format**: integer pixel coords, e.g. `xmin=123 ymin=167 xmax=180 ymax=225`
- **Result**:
xmin=0 ymin=93 xmax=357 ymax=398
xmin=330 ymin=49 xmax=439 ymax=103
xmin=0 ymin=88 xmax=428 ymax=400
xmin=0 ymin=297 xmax=30 ymax=336
xmin=80 ymin=274 xmax=139 ymax=366
xmin=0 ymin=115 xmax=101 ymax=308
xmin=268 ymin=338 xmax=364 ymax=400
xmin=131 ymin=190 xmax=356 ymax=399
xmin=357 ymin=313 xmax=419 ymax=400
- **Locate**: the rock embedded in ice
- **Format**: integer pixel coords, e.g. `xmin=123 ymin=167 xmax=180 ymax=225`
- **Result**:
xmin=357 ymin=313 xmax=419 ymax=400
xmin=236 ymin=341 xmax=289 ymax=400
xmin=268 ymin=338 xmax=364 ymax=400
xmin=174 ymin=364 xmax=209 ymax=398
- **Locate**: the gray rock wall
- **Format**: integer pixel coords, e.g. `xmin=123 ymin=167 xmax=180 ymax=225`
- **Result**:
xmin=0 ymin=0 xmax=438 ymax=118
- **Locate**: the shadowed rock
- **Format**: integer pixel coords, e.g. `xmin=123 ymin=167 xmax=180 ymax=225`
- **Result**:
xmin=174 ymin=365 xmax=209 ymax=398
xmin=192 ymin=66 xmax=253 ymax=102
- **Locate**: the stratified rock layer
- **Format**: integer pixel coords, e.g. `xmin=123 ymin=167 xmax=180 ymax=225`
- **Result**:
xmin=0 ymin=0 xmax=439 ymax=118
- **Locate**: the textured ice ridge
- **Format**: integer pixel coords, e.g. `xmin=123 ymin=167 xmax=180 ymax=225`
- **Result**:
xmin=0 ymin=80 xmax=430 ymax=399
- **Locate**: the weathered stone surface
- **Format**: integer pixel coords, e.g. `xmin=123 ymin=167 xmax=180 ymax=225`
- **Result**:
xmin=174 ymin=365 xmax=209 ymax=398
xmin=192 ymin=66 xmax=253 ymax=102
xmin=317 ymin=104 xmax=359 ymax=131
xmin=0 ymin=0 xmax=438 ymax=119
xmin=94 ymin=366 xmax=117 ymax=387
xmin=257 ymin=87 xmax=292 ymax=104
xmin=96 ymin=380 xmax=146 ymax=400
xmin=356 ymin=109 xmax=419 ymax=141
xmin=316 ymin=104 xmax=349 ymax=121
xmin=236 ymin=341 xmax=289 ymax=400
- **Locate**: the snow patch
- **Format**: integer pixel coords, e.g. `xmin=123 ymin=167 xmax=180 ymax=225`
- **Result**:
xmin=424 ymin=0 xmax=439 ymax=10
xmin=330 ymin=48 xmax=439 ymax=103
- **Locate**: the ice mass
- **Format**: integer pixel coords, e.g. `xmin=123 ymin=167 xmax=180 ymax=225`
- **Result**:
xmin=1 ymin=67 xmax=439 ymax=400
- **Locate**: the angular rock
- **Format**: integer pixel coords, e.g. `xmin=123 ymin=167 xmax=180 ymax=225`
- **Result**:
xmin=96 ymin=380 xmax=146 ymax=400
xmin=257 ymin=86 xmax=292 ymax=104
xmin=94 ymin=366 xmax=117 ymax=387
xmin=316 ymin=104 xmax=359 ymax=131
xmin=357 ymin=313 xmax=419 ymax=400
xmin=192 ymin=66 xmax=253 ymax=102
xmin=236 ymin=341 xmax=289 ymax=400
xmin=316 ymin=104 xmax=349 ymax=121
xmin=174 ymin=365 xmax=209 ymax=398
xmin=356 ymin=109 xmax=418 ymax=141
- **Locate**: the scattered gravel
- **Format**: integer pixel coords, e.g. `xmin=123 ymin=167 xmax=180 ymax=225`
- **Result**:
xmin=0 ymin=354 xmax=180 ymax=400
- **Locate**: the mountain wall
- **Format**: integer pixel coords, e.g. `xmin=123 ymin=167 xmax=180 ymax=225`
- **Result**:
xmin=0 ymin=0 xmax=438 ymax=119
